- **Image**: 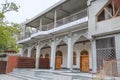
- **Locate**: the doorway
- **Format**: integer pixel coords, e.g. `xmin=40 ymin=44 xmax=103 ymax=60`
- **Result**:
xmin=80 ymin=50 xmax=89 ymax=72
xmin=55 ymin=50 xmax=62 ymax=70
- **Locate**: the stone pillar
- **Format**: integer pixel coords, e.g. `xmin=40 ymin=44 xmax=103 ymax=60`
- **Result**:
xmin=67 ymin=37 xmax=73 ymax=71
xmin=91 ymin=40 xmax=97 ymax=73
xmin=27 ymin=47 xmax=32 ymax=57
xmin=50 ymin=41 xmax=56 ymax=70
xmin=35 ymin=45 xmax=41 ymax=69
xmin=115 ymin=34 xmax=120 ymax=74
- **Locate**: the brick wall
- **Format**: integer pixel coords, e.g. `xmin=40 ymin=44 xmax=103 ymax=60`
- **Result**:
xmin=6 ymin=56 xmax=35 ymax=73
xmin=6 ymin=56 xmax=18 ymax=73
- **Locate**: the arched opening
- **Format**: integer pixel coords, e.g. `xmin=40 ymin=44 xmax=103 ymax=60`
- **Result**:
xmin=23 ymin=49 xmax=28 ymax=57
xmin=55 ymin=50 xmax=63 ymax=70
xmin=40 ymin=44 xmax=51 ymax=69
xmin=73 ymin=34 xmax=90 ymax=71
xmin=80 ymin=50 xmax=89 ymax=72
xmin=31 ymin=47 xmax=36 ymax=58
xmin=73 ymin=51 xmax=76 ymax=65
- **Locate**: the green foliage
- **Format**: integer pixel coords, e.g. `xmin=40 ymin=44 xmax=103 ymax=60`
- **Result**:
xmin=0 ymin=24 xmax=21 ymax=52
xmin=0 ymin=0 xmax=21 ymax=53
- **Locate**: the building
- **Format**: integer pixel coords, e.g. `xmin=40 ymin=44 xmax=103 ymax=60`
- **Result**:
xmin=17 ymin=0 xmax=120 ymax=76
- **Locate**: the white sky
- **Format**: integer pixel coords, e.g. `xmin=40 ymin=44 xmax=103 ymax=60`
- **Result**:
xmin=0 ymin=0 xmax=60 ymax=23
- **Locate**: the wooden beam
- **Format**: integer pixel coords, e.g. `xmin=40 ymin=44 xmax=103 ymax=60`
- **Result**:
xmin=104 ymin=8 xmax=113 ymax=18
xmin=112 ymin=0 xmax=115 ymax=16
xmin=115 ymin=8 xmax=120 ymax=17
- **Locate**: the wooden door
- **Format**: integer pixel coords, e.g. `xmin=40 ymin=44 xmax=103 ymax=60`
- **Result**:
xmin=55 ymin=56 xmax=62 ymax=70
xmin=80 ymin=55 xmax=89 ymax=72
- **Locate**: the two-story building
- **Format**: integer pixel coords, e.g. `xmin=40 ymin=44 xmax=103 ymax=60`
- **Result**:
xmin=17 ymin=0 xmax=120 ymax=75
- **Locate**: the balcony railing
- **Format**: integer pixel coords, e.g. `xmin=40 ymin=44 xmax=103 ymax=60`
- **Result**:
xmin=42 ymin=9 xmax=87 ymax=31
xmin=18 ymin=9 xmax=87 ymax=41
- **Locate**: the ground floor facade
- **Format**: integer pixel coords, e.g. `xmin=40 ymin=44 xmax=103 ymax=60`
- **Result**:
xmin=20 ymin=29 xmax=120 ymax=74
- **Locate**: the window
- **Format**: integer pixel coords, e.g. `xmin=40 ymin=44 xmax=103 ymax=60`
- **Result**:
xmin=97 ymin=0 xmax=120 ymax=22
xmin=96 ymin=37 xmax=116 ymax=69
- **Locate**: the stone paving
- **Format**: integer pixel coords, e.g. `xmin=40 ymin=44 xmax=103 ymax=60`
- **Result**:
xmin=0 ymin=74 xmax=23 ymax=80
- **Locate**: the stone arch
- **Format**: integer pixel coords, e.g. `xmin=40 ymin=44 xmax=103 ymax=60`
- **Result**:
xmin=73 ymin=35 xmax=89 ymax=45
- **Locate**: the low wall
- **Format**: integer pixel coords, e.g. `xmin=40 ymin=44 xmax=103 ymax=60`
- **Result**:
xmin=6 ymin=56 xmax=35 ymax=73
xmin=39 ymin=58 xmax=50 ymax=69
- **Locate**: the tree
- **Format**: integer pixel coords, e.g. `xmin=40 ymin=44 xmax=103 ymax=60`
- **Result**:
xmin=0 ymin=0 xmax=20 ymax=53
xmin=0 ymin=0 xmax=19 ymax=22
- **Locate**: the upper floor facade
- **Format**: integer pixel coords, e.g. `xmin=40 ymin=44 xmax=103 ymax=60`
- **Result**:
xmin=17 ymin=0 xmax=120 ymax=44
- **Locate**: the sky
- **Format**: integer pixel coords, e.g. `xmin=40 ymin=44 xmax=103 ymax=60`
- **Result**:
xmin=0 ymin=0 xmax=60 ymax=23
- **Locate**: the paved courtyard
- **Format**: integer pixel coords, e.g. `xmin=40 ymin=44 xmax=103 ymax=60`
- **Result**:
xmin=0 ymin=74 xmax=23 ymax=80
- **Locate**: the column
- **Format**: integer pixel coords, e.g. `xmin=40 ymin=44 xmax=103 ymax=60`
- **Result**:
xmin=39 ymin=18 xmax=42 ymax=31
xmin=35 ymin=45 xmax=41 ymax=69
xmin=54 ymin=10 xmax=57 ymax=28
xmin=27 ymin=47 xmax=32 ymax=57
xmin=50 ymin=41 xmax=56 ymax=70
xmin=115 ymin=34 xmax=120 ymax=74
xmin=67 ymin=37 xmax=73 ymax=71
xmin=91 ymin=40 xmax=97 ymax=73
